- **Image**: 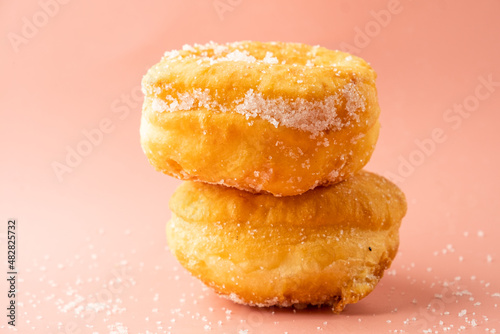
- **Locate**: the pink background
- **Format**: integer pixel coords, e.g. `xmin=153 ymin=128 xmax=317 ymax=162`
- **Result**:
xmin=1 ymin=0 xmax=500 ymax=333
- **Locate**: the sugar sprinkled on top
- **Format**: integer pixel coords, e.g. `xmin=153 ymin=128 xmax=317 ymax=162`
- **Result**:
xmin=218 ymin=50 xmax=256 ymax=63
xmin=175 ymin=43 xmax=282 ymax=65
xmin=234 ymin=89 xmax=344 ymax=133
xmin=342 ymin=83 xmax=366 ymax=121
xmin=150 ymin=85 xmax=365 ymax=134
xmin=263 ymin=51 xmax=279 ymax=64
xmin=146 ymin=42 xmax=370 ymax=133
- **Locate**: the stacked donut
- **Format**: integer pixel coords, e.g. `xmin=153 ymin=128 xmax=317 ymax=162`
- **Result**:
xmin=140 ymin=41 xmax=407 ymax=312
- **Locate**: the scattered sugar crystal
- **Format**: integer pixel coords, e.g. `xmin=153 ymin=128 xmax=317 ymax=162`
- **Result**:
xmin=182 ymin=44 xmax=196 ymax=52
xmin=262 ymin=52 xmax=279 ymax=64
xmin=108 ymin=322 xmax=128 ymax=334
xmin=342 ymin=83 xmax=365 ymax=121
xmin=219 ymin=50 xmax=256 ymax=63
xmin=234 ymin=89 xmax=348 ymax=134
xmin=163 ymin=50 xmax=180 ymax=59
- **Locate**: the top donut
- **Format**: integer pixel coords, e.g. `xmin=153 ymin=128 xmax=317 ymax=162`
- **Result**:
xmin=141 ymin=41 xmax=381 ymax=196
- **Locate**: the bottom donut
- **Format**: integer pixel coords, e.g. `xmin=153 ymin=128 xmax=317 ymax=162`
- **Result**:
xmin=166 ymin=171 xmax=407 ymax=312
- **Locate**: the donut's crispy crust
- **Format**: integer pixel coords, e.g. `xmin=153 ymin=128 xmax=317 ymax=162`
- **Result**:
xmin=167 ymin=171 xmax=407 ymax=311
xmin=141 ymin=41 xmax=381 ymax=196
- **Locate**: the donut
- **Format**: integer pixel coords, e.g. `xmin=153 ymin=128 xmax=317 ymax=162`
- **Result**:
xmin=141 ymin=41 xmax=381 ymax=196
xmin=166 ymin=171 xmax=407 ymax=312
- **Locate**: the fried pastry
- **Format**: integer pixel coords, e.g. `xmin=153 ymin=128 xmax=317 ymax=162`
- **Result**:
xmin=141 ymin=41 xmax=381 ymax=196
xmin=166 ymin=171 xmax=407 ymax=312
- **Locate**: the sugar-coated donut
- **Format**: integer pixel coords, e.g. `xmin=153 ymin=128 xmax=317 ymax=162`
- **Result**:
xmin=166 ymin=171 xmax=407 ymax=312
xmin=141 ymin=41 xmax=381 ymax=196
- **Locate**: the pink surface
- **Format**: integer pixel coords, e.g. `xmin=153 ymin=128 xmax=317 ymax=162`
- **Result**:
xmin=1 ymin=0 xmax=500 ymax=333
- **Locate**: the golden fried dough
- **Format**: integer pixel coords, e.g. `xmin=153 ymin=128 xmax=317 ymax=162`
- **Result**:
xmin=166 ymin=171 xmax=407 ymax=312
xmin=141 ymin=41 xmax=381 ymax=196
